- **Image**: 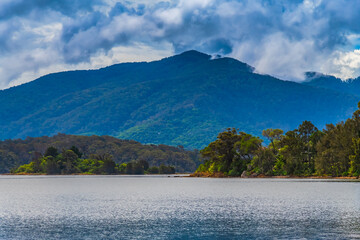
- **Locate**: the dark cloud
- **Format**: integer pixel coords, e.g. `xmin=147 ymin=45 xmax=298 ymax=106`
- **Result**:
xmin=0 ymin=0 xmax=103 ymax=19
xmin=1 ymin=0 xmax=360 ymax=89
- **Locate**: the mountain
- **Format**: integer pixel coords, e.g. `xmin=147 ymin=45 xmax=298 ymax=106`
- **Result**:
xmin=303 ymin=72 xmax=360 ymax=96
xmin=0 ymin=50 xmax=359 ymax=149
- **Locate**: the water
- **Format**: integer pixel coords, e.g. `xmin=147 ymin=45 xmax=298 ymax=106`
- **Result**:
xmin=0 ymin=176 xmax=359 ymax=240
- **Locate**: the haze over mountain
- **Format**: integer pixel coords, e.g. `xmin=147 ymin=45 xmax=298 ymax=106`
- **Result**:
xmin=1 ymin=50 xmax=359 ymax=149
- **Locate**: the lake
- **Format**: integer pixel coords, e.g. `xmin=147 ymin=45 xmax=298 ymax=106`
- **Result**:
xmin=0 ymin=176 xmax=359 ymax=239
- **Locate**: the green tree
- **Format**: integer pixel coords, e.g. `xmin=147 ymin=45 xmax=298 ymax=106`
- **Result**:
xmin=279 ymin=121 xmax=318 ymax=175
xmin=231 ymin=132 xmax=262 ymax=175
xmin=62 ymin=150 xmax=79 ymax=174
xmin=349 ymin=138 xmax=360 ymax=177
xmin=138 ymin=160 xmax=149 ymax=171
xmin=70 ymin=146 xmax=82 ymax=158
xmin=45 ymin=146 xmax=59 ymax=157
xmin=132 ymin=161 xmax=145 ymax=175
xmin=252 ymin=148 xmax=276 ymax=175
xmin=279 ymin=130 xmax=303 ymax=175
xmin=118 ymin=163 xmax=127 ymax=174
xmin=102 ymin=155 xmax=116 ymax=174
xmin=315 ymin=122 xmax=353 ymax=176
xmin=262 ymin=129 xmax=283 ymax=154
xmin=44 ymin=156 xmax=60 ymax=174
xmin=31 ymin=151 xmax=43 ymax=173
xmin=200 ymin=128 xmax=242 ymax=172
xmin=0 ymin=150 xmax=20 ymax=174
xmin=159 ymin=164 xmax=175 ymax=174
xmin=298 ymin=121 xmax=318 ymax=172
xmin=147 ymin=166 xmax=159 ymax=174
xmin=199 ymin=128 xmax=262 ymax=176
xmin=125 ymin=162 xmax=133 ymax=174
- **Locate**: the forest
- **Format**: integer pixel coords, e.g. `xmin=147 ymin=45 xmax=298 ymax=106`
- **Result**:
xmin=0 ymin=134 xmax=200 ymax=174
xmin=1 ymin=51 xmax=357 ymax=150
xmin=194 ymin=102 xmax=360 ymax=178
xmin=12 ymin=146 xmax=175 ymax=175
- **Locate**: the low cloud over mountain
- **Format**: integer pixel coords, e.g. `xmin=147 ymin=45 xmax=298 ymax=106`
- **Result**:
xmin=1 ymin=0 xmax=360 ymax=89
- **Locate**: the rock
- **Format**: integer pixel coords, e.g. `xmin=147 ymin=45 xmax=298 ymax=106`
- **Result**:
xmin=241 ymin=171 xmax=248 ymax=178
xmin=250 ymin=172 xmax=259 ymax=177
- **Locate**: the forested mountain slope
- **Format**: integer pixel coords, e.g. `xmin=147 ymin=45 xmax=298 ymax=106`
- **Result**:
xmin=0 ymin=51 xmax=358 ymax=149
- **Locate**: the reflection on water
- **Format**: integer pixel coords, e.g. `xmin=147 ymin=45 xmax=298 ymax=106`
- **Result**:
xmin=0 ymin=176 xmax=359 ymax=239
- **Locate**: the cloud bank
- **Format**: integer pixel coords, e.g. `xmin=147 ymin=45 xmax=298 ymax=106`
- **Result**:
xmin=1 ymin=0 xmax=360 ymax=89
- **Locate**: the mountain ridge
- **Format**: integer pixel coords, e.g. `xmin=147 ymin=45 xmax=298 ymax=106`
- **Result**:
xmin=1 ymin=50 xmax=359 ymax=148
xmin=303 ymin=71 xmax=360 ymax=96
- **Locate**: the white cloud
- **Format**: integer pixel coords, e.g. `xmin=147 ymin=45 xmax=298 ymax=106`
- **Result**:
xmin=327 ymin=50 xmax=360 ymax=80
xmin=5 ymin=42 xmax=173 ymax=89
xmin=1 ymin=0 xmax=360 ymax=89
xmin=180 ymin=0 xmax=213 ymax=9
xmin=155 ymin=7 xmax=183 ymax=25
xmin=230 ymin=32 xmax=323 ymax=81
xmin=30 ymin=23 xmax=63 ymax=43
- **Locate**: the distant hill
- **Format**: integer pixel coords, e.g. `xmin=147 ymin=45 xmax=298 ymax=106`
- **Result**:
xmin=303 ymin=72 xmax=360 ymax=97
xmin=0 ymin=50 xmax=359 ymax=149
xmin=0 ymin=134 xmax=200 ymax=173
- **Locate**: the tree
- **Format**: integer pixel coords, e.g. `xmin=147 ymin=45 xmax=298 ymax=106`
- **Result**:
xmin=349 ymin=138 xmax=360 ymax=177
xmin=44 ymin=156 xmax=60 ymax=174
xmin=125 ymin=162 xmax=133 ymax=174
xmin=147 ymin=166 xmax=159 ymax=174
xmin=279 ymin=130 xmax=303 ymax=175
xmin=0 ymin=133 xmax=200 ymax=174
xmin=124 ymin=161 xmax=145 ymax=174
xmin=45 ymin=146 xmax=58 ymax=157
xmin=200 ymin=128 xmax=242 ymax=172
xmin=262 ymin=129 xmax=283 ymax=154
xmin=31 ymin=151 xmax=43 ymax=173
xmin=315 ymin=122 xmax=352 ymax=176
xmin=297 ymin=121 xmax=318 ymax=173
xmin=102 ymin=157 xmax=116 ymax=174
xmin=199 ymin=128 xmax=262 ymax=176
xmin=252 ymin=147 xmax=276 ymax=175
xmin=138 ymin=160 xmax=149 ymax=171
xmin=231 ymin=132 xmax=262 ymax=175
xmin=118 ymin=163 xmax=127 ymax=174
xmin=0 ymin=150 xmax=20 ymax=174
xmin=63 ymin=150 xmax=78 ymax=174
xmin=70 ymin=146 xmax=82 ymax=158
xmin=278 ymin=121 xmax=319 ymax=175
xmin=159 ymin=164 xmax=175 ymax=174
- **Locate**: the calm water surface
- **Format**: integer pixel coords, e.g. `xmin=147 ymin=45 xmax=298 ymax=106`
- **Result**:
xmin=0 ymin=175 xmax=359 ymax=239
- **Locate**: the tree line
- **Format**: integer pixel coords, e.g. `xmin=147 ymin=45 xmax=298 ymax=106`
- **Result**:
xmin=12 ymin=146 xmax=175 ymax=175
xmin=0 ymin=134 xmax=200 ymax=173
xmin=195 ymin=102 xmax=360 ymax=178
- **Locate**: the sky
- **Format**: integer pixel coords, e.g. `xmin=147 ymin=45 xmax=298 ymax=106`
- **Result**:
xmin=1 ymin=0 xmax=360 ymax=89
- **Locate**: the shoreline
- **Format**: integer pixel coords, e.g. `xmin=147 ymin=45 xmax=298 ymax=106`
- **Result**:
xmin=1 ymin=173 xmax=190 ymax=176
xmin=2 ymin=173 xmax=359 ymax=181
xmin=189 ymin=172 xmax=360 ymax=180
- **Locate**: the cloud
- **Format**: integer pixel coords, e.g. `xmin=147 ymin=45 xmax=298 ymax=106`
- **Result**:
xmin=0 ymin=0 xmax=103 ymax=19
xmin=1 ymin=0 xmax=360 ymax=89
xmin=328 ymin=50 xmax=360 ymax=80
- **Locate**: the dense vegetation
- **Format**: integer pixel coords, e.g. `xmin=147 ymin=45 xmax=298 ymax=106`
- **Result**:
xmin=1 ymin=50 xmax=359 ymax=149
xmin=12 ymin=146 xmax=175 ymax=175
xmin=195 ymin=102 xmax=360 ymax=178
xmin=0 ymin=134 xmax=200 ymax=174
